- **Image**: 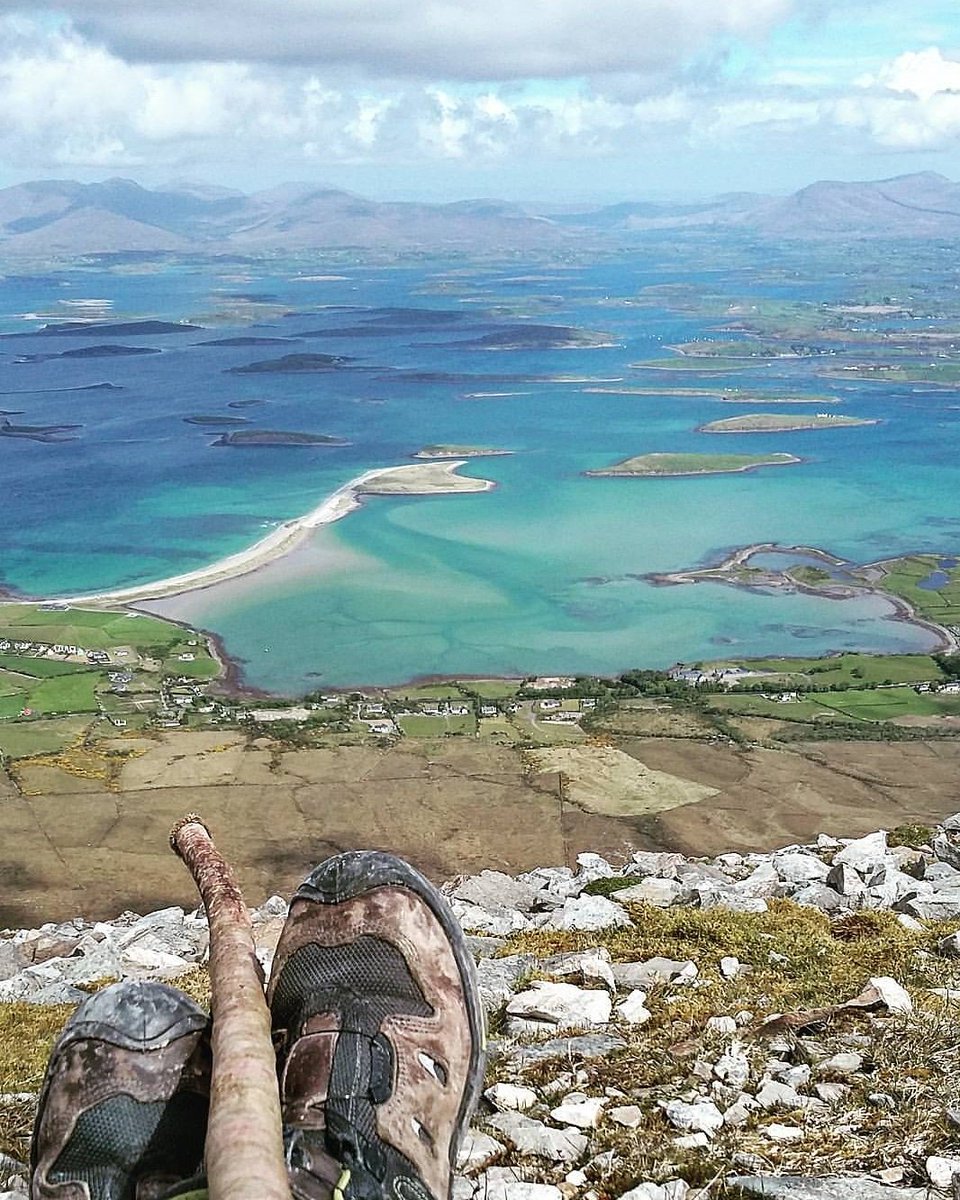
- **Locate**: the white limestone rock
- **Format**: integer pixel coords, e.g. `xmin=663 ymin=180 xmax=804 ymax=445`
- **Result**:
xmin=485 ymin=1112 xmax=588 ymax=1163
xmin=485 ymin=1084 xmax=538 ymax=1113
xmin=615 ymin=990 xmax=652 ymax=1025
xmin=506 ymin=981 xmax=612 ymax=1031
xmin=456 ymin=1130 xmax=506 ymax=1173
xmin=663 ymin=1099 xmax=724 ymax=1137
xmin=550 ymin=1095 xmax=606 ymax=1129
xmin=833 ymin=831 xmax=888 ymax=874
xmin=544 ymin=895 xmax=632 ymax=932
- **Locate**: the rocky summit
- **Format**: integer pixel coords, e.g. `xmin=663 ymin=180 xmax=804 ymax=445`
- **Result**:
xmin=8 ymin=820 xmax=960 ymax=1197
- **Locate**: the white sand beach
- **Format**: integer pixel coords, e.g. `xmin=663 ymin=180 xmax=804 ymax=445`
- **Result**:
xmin=48 ymin=461 xmax=495 ymax=607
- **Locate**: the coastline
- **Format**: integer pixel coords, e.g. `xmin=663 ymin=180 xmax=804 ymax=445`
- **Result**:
xmin=16 ymin=461 xmax=496 ymax=609
xmin=646 ymin=542 xmax=960 ymax=655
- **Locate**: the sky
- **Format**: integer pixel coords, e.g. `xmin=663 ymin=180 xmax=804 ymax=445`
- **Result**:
xmin=1 ymin=0 xmax=959 ymax=202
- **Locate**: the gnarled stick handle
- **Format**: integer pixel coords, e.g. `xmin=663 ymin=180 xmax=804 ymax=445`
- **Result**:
xmin=171 ymin=814 xmax=291 ymax=1200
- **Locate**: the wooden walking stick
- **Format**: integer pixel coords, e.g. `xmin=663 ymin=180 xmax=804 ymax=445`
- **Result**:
xmin=170 ymin=814 xmax=291 ymax=1200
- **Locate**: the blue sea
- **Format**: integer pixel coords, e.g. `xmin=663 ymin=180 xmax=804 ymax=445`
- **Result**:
xmin=2 ymin=242 xmax=958 ymax=691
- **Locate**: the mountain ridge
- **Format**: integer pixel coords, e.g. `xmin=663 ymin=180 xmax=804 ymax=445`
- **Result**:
xmin=2 ymin=172 xmax=960 ymax=254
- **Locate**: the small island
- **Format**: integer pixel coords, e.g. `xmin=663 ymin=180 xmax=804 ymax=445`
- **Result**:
xmin=412 ymin=445 xmax=514 ymax=459
xmin=585 ymin=452 xmax=802 ymax=478
xmin=229 ymin=352 xmax=353 ymax=374
xmin=211 ymin=429 xmax=350 ymax=447
xmin=458 ymin=324 xmax=618 ymax=351
xmin=184 ymin=415 xmax=250 ymax=426
xmin=1 ymin=419 xmax=82 ymax=443
xmin=196 ymin=335 xmax=298 ymax=347
xmin=698 ymin=413 xmax=879 ymax=434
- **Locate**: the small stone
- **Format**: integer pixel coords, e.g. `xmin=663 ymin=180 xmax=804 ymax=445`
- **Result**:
xmin=565 ymin=1172 xmax=588 ymax=1188
xmin=485 ymin=1084 xmax=538 ymax=1112
xmin=545 ymin=896 xmax=632 ymax=932
xmin=506 ymin=982 xmax=612 ymax=1031
xmin=927 ymin=1155 xmax=960 ymax=1190
xmin=672 ymin=1132 xmax=709 ymax=1150
xmin=486 ymin=1112 xmax=588 ymax=1163
xmin=457 ymin=1131 xmax=506 ymax=1173
xmin=875 ymin=1167 xmax=904 ymax=1184
xmin=543 ymin=949 xmax=616 ymax=991
xmin=774 ymin=852 xmax=830 ymax=883
xmin=714 ymin=1047 xmax=750 ymax=1089
xmin=663 ymin=1099 xmax=723 ymax=1136
xmin=615 ymin=990 xmax=651 ymax=1025
xmin=612 ymin=958 xmax=697 ymax=990
xmin=608 ymin=1105 xmax=643 ymax=1128
xmin=814 ymin=1082 xmax=851 ymax=1104
xmin=755 ymin=1080 xmax=802 ymax=1111
xmin=849 ymin=976 xmax=912 ymax=1015
xmin=867 ymin=1092 xmax=895 ymax=1109
xmin=550 ymin=1096 xmax=606 ymax=1129
xmin=834 ymin=831 xmax=888 ymax=874
xmin=705 ymin=1015 xmax=737 ymax=1035
xmin=610 ymin=879 xmax=682 ymax=908
xmin=763 ymin=1123 xmax=804 ymax=1142
xmin=816 ymin=1052 xmax=862 ymax=1076
xmin=617 ymin=1186 xmax=666 ymax=1200
xmin=476 ymin=955 xmax=538 ymax=1012
xmin=719 ymin=956 xmax=741 ymax=979
xmin=897 ymin=913 xmax=924 ymax=933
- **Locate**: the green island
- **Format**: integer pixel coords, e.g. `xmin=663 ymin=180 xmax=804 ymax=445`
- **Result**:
xmin=411 ymin=444 xmax=514 ymax=458
xmin=697 ymin=412 xmax=879 ymax=433
xmin=669 ymin=339 xmax=815 ymax=359
xmin=582 ymin=386 xmax=842 ymax=403
xmin=819 ymin=362 xmax=960 ymax=385
xmin=628 ymin=356 xmax=771 ymax=372
xmin=585 ymin=451 xmax=802 ymax=477
xmin=211 ymin=430 xmax=349 ymax=447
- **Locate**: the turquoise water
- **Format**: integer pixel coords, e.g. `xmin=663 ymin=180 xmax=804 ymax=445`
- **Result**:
xmin=2 ymin=244 xmax=958 ymax=690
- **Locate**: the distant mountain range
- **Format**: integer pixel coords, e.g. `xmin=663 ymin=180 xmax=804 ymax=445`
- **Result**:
xmin=2 ymin=172 xmax=960 ymax=255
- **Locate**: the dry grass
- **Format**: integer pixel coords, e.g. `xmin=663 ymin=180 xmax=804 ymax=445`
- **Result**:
xmin=4 ymin=904 xmax=960 ymax=1193
xmin=492 ymin=901 xmax=960 ymax=1193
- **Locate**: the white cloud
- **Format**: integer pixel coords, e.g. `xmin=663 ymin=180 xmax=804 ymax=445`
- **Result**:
xmin=836 ymin=47 xmax=960 ymax=148
xmin=14 ymin=0 xmax=817 ymax=80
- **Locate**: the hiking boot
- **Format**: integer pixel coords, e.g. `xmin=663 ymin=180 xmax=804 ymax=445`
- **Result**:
xmin=31 ymin=980 xmax=211 ymax=1200
xmin=267 ymin=851 xmax=485 ymax=1200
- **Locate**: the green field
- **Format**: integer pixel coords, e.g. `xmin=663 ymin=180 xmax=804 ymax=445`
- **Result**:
xmin=0 ymin=654 xmax=92 ymax=678
xmin=715 ymin=652 xmax=946 ymax=687
xmin=0 ymin=715 xmax=91 ymax=759
xmin=711 ymin=684 xmax=960 ymax=724
xmin=0 ymin=605 xmax=220 ymax=721
xmin=386 ymin=683 xmax=465 ymax=701
xmin=877 ymin=557 xmax=960 ymax=626
xmin=0 ymin=606 xmax=192 ymax=652
xmin=397 ymin=714 xmax=478 ymax=737
xmin=459 ymin=679 xmax=521 ymax=699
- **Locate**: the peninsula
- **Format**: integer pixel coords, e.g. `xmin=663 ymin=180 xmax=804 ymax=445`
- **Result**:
xmin=646 ymin=543 xmax=960 ymax=654
xmin=585 ymin=452 xmax=802 ymax=478
xmin=39 ymin=461 xmax=496 ymax=607
xmin=698 ymin=413 xmax=878 ymax=434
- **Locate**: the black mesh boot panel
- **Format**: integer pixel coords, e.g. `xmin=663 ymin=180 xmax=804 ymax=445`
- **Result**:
xmin=48 ymin=1093 xmax=207 ymax=1200
xmin=271 ymin=936 xmax=433 ymax=1036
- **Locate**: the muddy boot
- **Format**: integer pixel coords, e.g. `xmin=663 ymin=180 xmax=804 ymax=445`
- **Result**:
xmin=30 ymin=980 xmax=211 ymax=1200
xmin=268 ymin=851 xmax=485 ymax=1200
